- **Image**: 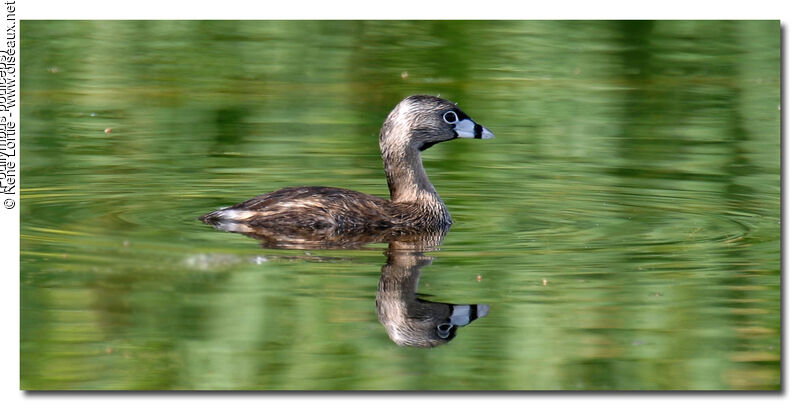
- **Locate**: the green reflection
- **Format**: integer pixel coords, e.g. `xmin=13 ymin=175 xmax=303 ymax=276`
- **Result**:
xmin=21 ymin=20 xmax=779 ymax=390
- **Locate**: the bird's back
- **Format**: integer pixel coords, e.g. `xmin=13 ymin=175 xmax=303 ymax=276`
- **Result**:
xmin=200 ymin=186 xmax=396 ymax=230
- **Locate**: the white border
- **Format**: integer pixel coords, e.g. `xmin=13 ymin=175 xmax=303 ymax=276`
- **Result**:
xmin=7 ymin=1 xmax=794 ymax=409
xmin=18 ymin=0 xmax=792 ymax=20
xmin=2 ymin=0 xmax=19 ymax=403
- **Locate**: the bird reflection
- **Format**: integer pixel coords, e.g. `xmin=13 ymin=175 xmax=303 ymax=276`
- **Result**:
xmin=202 ymin=220 xmax=489 ymax=348
xmin=377 ymin=238 xmax=489 ymax=347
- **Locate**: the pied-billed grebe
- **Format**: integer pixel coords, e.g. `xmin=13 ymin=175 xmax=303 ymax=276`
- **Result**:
xmin=377 ymin=241 xmax=490 ymax=348
xmin=200 ymin=95 xmax=493 ymax=229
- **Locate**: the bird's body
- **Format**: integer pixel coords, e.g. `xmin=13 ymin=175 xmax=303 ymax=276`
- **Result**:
xmin=200 ymin=95 xmax=493 ymax=231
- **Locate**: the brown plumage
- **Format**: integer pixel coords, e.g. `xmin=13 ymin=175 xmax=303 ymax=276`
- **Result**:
xmin=200 ymin=95 xmax=494 ymax=233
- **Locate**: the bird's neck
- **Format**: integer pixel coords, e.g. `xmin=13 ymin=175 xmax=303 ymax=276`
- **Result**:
xmin=382 ymin=144 xmax=443 ymax=207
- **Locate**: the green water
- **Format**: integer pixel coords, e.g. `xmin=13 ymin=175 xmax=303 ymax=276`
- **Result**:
xmin=20 ymin=20 xmax=780 ymax=390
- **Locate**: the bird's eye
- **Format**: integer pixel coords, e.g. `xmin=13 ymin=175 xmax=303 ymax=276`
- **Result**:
xmin=443 ymin=111 xmax=458 ymax=124
xmin=436 ymin=323 xmax=454 ymax=338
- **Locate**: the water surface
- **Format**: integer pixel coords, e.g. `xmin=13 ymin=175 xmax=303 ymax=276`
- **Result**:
xmin=21 ymin=20 xmax=780 ymax=390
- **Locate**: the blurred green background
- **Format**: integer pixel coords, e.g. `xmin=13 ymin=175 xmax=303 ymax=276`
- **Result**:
xmin=20 ymin=20 xmax=780 ymax=390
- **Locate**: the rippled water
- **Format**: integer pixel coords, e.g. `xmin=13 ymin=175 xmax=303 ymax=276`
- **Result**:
xmin=21 ymin=21 xmax=780 ymax=390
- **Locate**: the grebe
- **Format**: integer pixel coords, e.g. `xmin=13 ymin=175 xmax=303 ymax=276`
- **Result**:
xmin=200 ymin=95 xmax=493 ymax=230
xmin=377 ymin=240 xmax=490 ymax=347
